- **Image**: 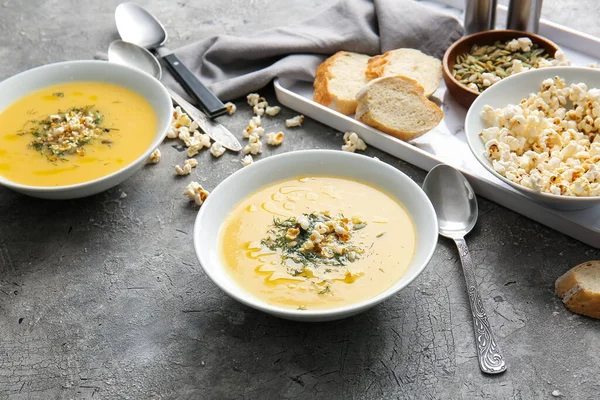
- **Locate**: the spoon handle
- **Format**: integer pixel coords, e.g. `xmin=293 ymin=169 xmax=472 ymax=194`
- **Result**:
xmin=162 ymin=53 xmax=227 ymax=118
xmin=454 ymin=237 xmax=507 ymax=374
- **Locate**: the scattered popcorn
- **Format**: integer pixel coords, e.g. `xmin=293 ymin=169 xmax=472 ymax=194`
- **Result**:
xmin=174 ymin=113 xmax=191 ymax=128
xmin=186 ymin=133 xmax=212 ymax=157
xmin=467 ymin=82 xmax=479 ymax=92
xmin=342 ymin=132 xmax=367 ymax=152
xmin=250 ymin=115 xmax=262 ymax=127
xmin=241 ymin=155 xmax=253 ymax=167
xmin=243 ymin=125 xmax=265 ymax=139
xmin=225 ymin=102 xmax=237 ymax=115
xmin=265 ymin=106 xmax=281 ymax=117
xmin=479 ymin=76 xmax=600 ymax=196
xmin=266 ymin=131 xmax=284 ymax=146
xmin=286 ymin=115 xmax=304 ymax=128
xmin=172 ymin=106 xmax=183 ymax=121
xmin=184 ymin=182 xmax=210 ymax=206
xmin=175 ymin=163 xmax=193 ymax=176
xmin=210 ymin=141 xmax=226 ymax=158
xmin=253 ymin=104 xmax=265 ymax=116
xmin=147 ymin=149 xmax=161 ymax=164
xmin=243 ymin=139 xmax=263 ymax=155
xmin=166 ymin=126 xmax=178 ymax=139
xmin=247 ymin=93 xmax=260 ymax=107
xmin=184 ymin=158 xmax=198 ymax=168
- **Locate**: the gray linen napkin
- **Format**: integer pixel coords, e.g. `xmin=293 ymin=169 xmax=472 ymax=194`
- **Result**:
xmin=164 ymin=0 xmax=463 ymax=101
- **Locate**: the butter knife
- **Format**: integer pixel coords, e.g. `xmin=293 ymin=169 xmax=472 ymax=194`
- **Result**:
xmin=167 ymin=88 xmax=241 ymax=152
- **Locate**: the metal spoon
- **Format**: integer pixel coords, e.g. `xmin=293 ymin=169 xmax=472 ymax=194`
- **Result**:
xmin=108 ymin=40 xmax=241 ymax=152
xmin=115 ymin=2 xmax=227 ymax=118
xmin=423 ymin=164 xmax=507 ymax=374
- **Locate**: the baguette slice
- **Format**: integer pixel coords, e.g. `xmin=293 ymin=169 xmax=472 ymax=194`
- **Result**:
xmin=556 ymin=261 xmax=600 ymax=319
xmin=314 ymin=51 xmax=371 ymax=115
xmin=355 ymin=76 xmax=443 ymax=141
xmin=366 ymin=49 xmax=442 ymax=97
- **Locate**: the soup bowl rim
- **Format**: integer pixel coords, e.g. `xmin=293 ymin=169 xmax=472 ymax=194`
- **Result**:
xmin=193 ymin=149 xmax=439 ymax=321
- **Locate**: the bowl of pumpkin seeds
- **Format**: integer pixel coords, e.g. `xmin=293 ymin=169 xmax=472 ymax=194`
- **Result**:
xmin=443 ymin=30 xmax=559 ymax=108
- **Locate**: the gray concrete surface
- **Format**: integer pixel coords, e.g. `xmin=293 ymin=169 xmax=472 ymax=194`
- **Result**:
xmin=1 ymin=0 xmax=599 ymax=399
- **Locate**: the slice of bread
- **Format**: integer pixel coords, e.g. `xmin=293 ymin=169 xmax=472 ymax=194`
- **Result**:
xmin=313 ymin=51 xmax=371 ymax=115
xmin=355 ymin=76 xmax=443 ymax=141
xmin=366 ymin=49 xmax=442 ymax=97
xmin=556 ymin=260 xmax=600 ymax=319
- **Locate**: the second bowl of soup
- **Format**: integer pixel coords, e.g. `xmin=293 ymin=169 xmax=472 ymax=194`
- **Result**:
xmin=0 ymin=60 xmax=172 ymax=199
xmin=194 ymin=150 xmax=438 ymax=321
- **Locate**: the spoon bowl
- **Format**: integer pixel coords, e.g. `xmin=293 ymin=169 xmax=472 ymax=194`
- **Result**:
xmin=108 ymin=40 xmax=162 ymax=80
xmin=114 ymin=2 xmax=226 ymax=117
xmin=422 ymin=165 xmax=478 ymax=239
xmin=115 ymin=2 xmax=167 ymax=49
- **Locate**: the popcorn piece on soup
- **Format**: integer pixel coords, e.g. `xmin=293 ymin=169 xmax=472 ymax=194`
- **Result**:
xmin=147 ymin=149 xmax=161 ymax=164
xmin=241 ymin=155 xmax=253 ymax=167
xmin=184 ymin=182 xmax=210 ymax=206
xmin=210 ymin=142 xmax=226 ymax=158
xmin=175 ymin=163 xmax=192 ymax=176
xmin=225 ymin=102 xmax=237 ymax=115
xmin=247 ymin=93 xmax=260 ymax=107
xmin=285 ymin=115 xmax=304 ymax=128
xmin=266 ymin=131 xmax=284 ymax=146
xmin=265 ymin=106 xmax=281 ymax=117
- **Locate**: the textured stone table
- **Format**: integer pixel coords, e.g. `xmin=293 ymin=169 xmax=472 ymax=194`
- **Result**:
xmin=1 ymin=1 xmax=599 ymax=399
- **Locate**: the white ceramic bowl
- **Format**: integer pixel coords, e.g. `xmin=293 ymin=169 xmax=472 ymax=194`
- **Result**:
xmin=465 ymin=67 xmax=600 ymax=211
xmin=193 ymin=150 xmax=438 ymax=322
xmin=0 ymin=60 xmax=172 ymax=199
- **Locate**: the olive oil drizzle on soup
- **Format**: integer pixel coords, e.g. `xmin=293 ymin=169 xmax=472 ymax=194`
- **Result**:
xmin=219 ymin=176 xmax=416 ymax=310
xmin=0 ymin=82 xmax=156 ymax=186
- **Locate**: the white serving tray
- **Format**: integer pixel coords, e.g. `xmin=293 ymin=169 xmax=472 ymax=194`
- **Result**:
xmin=274 ymin=1 xmax=600 ymax=248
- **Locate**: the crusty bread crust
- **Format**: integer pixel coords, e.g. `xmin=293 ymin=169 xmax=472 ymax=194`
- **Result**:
xmin=313 ymin=51 xmax=368 ymax=116
xmin=365 ymin=53 xmax=387 ymax=81
xmin=355 ymin=76 xmax=443 ymax=141
xmin=365 ymin=49 xmax=442 ymax=97
xmin=556 ymin=261 xmax=600 ymax=319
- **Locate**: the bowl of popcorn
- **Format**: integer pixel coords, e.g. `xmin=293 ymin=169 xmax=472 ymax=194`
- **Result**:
xmin=465 ymin=67 xmax=600 ymax=210
xmin=443 ymin=30 xmax=562 ymax=108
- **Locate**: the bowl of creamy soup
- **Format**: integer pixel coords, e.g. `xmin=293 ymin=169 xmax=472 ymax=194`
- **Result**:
xmin=194 ymin=150 xmax=438 ymax=321
xmin=0 ymin=60 xmax=172 ymax=199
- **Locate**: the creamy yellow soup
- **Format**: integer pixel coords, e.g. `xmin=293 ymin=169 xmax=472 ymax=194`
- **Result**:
xmin=0 ymin=82 xmax=156 ymax=186
xmin=219 ymin=176 xmax=416 ymax=310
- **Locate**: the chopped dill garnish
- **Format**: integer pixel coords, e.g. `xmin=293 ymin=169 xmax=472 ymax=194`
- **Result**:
xmin=52 ymin=92 xmax=64 ymax=97
xmin=18 ymin=105 xmax=109 ymax=162
xmin=318 ymin=285 xmax=331 ymax=295
xmin=260 ymin=212 xmax=366 ymax=276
